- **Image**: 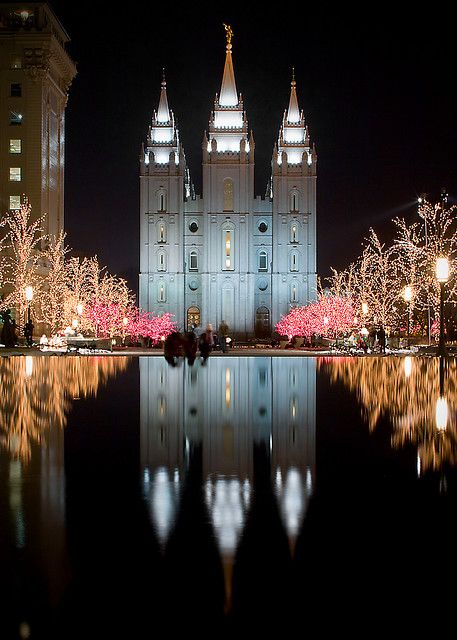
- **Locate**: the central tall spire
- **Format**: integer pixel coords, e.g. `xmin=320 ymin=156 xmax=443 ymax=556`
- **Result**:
xmin=219 ymin=24 xmax=238 ymax=107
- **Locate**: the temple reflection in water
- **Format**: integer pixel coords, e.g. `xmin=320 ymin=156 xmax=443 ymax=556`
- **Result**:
xmin=140 ymin=356 xmax=316 ymax=572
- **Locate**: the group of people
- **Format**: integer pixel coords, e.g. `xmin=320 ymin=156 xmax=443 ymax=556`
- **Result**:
xmin=0 ymin=309 xmax=34 ymax=348
xmin=163 ymin=320 xmax=230 ymax=367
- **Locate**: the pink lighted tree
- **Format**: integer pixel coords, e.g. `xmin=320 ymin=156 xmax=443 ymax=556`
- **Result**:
xmin=276 ymin=295 xmax=355 ymax=342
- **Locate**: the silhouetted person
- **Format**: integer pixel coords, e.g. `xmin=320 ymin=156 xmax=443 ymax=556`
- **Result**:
xmin=24 ymin=318 xmax=34 ymax=347
xmin=182 ymin=328 xmax=198 ymax=365
xmin=163 ymin=331 xmax=183 ymax=366
xmin=218 ymin=319 xmax=229 ymax=352
xmin=199 ymin=324 xmax=214 ymax=364
xmin=377 ymin=325 xmax=386 ymax=353
xmin=1 ymin=309 xmax=17 ymax=347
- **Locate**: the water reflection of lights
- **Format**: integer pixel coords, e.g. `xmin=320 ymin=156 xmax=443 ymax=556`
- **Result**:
xmin=319 ymin=356 xmax=457 ymax=473
xmin=206 ymin=476 xmax=250 ymax=555
xmin=146 ymin=466 xmax=180 ymax=546
xmin=0 ymin=356 xmax=128 ymax=462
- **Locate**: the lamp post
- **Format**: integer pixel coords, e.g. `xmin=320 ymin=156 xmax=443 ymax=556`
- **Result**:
xmin=436 ymin=256 xmax=449 ymax=357
xmin=403 ymin=286 xmax=412 ymax=348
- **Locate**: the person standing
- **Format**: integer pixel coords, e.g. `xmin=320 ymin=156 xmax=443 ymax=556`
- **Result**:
xmin=199 ymin=323 xmax=214 ymax=363
xmin=377 ymin=325 xmax=386 ymax=353
xmin=218 ymin=319 xmax=229 ymax=353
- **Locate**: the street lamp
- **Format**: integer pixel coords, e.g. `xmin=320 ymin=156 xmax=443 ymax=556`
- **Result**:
xmin=436 ymin=256 xmax=449 ymax=357
xmin=403 ymin=285 xmax=413 ymax=348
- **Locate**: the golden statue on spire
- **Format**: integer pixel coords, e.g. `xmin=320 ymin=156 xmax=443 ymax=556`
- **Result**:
xmin=223 ymin=23 xmax=233 ymax=46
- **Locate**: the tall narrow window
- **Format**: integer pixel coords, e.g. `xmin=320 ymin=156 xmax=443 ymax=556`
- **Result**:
xmin=223 ymin=178 xmax=234 ymax=212
xmin=9 ymin=111 xmax=23 ymax=125
xmin=157 ymin=189 xmax=167 ymax=212
xmin=224 ymin=230 xmax=233 ymax=269
xmin=291 ymin=283 xmax=297 ymax=302
xmin=259 ymin=250 xmax=268 ymax=271
xmin=189 ymin=250 xmax=198 ymax=271
xmin=290 ymin=223 xmax=298 ymax=243
xmin=290 ymin=251 xmax=298 ymax=272
xmin=290 ymin=190 xmax=299 ymax=212
xmin=158 ymin=222 xmax=166 ymax=243
xmin=157 ymin=251 xmax=166 ymax=271
xmin=10 ymin=83 xmax=21 ymax=97
xmin=158 ymin=282 xmax=166 ymax=302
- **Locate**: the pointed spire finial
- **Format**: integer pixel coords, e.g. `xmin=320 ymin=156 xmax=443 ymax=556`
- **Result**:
xmin=292 ymin=66 xmax=296 ymax=86
xmin=161 ymin=67 xmax=166 ymax=87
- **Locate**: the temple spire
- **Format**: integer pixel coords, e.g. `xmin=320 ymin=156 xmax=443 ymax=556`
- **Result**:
xmin=219 ymin=24 xmax=238 ymax=107
xmin=157 ymin=68 xmax=170 ymax=123
xmin=287 ymin=67 xmax=300 ymax=123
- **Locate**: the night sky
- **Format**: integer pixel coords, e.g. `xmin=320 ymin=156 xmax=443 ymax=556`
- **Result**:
xmin=47 ymin=3 xmax=456 ymax=296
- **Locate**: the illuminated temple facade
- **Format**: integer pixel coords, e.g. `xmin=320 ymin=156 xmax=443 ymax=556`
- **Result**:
xmin=139 ymin=33 xmax=317 ymax=337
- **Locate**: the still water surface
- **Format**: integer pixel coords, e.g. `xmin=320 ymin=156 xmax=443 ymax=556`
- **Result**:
xmin=1 ymin=354 xmax=456 ymax=638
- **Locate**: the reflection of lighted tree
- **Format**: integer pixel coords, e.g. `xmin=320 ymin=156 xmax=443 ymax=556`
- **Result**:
xmin=0 ymin=356 xmax=128 ymax=462
xmin=318 ymin=357 xmax=457 ymax=473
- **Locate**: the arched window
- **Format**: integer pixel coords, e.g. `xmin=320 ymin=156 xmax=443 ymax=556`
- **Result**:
xmin=158 ymin=221 xmax=166 ymax=243
xmin=290 ymin=223 xmax=298 ymax=243
xmin=223 ymin=228 xmax=234 ymax=270
xmin=189 ymin=250 xmax=198 ymax=271
xmin=157 ymin=189 xmax=167 ymax=212
xmin=158 ymin=282 xmax=166 ymax=302
xmin=290 ymin=282 xmax=298 ymax=303
xmin=223 ymin=178 xmax=234 ymax=212
xmin=290 ymin=190 xmax=299 ymax=212
xmin=157 ymin=250 xmax=166 ymax=271
xmin=187 ymin=306 xmax=201 ymax=329
xmin=290 ymin=251 xmax=299 ymax=272
xmin=258 ymin=250 xmax=268 ymax=271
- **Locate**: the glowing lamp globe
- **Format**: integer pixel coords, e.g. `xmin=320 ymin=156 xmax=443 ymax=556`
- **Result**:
xmin=436 ymin=257 xmax=450 ymax=283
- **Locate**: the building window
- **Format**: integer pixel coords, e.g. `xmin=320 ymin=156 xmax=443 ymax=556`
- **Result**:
xmin=223 ymin=229 xmax=233 ymax=270
xmin=158 ymin=222 xmax=166 ymax=243
xmin=258 ymin=251 xmax=268 ymax=271
xmin=9 ymin=195 xmax=21 ymax=210
xmin=9 ymin=139 xmax=22 ymax=154
xmin=9 ymin=111 xmax=23 ymax=125
xmin=157 ymin=251 xmax=166 ymax=271
xmin=189 ymin=250 xmax=198 ymax=271
xmin=158 ymin=282 xmax=166 ymax=302
xmin=10 ymin=83 xmax=22 ymax=97
xmin=189 ymin=221 xmax=198 ymax=233
xmin=290 ymin=223 xmax=298 ymax=243
xmin=157 ymin=189 xmax=167 ymax=212
xmin=9 ymin=167 xmax=21 ymax=182
xmin=290 ymin=251 xmax=299 ymax=272
xmin=290 ymin=191 xmax=299 ymax=212
xmin=223 ymin=178 xmax=234 ymax=212
xmin=290 ymin=283 xmax=298 ymax=302
xmin=258 ymin=221 xmax=268 ymax=233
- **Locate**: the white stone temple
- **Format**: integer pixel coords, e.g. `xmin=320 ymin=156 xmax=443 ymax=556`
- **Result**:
xmin=139 ymin=28 xmax=317 ymax=338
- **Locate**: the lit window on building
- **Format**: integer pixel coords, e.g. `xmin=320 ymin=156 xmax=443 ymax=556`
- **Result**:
xmin=10 ymin=111 xmax=23 ymax=125
xmin=9 ymin=195 xmax=21 ymax=210
xmin=158 ymin=190 xmax=167 ymax=212
xmin=10 ymin=56 xmax=22 ymax=69
xmin=9 ymin=167 xmax=21 ymax=182
xmin=158 ymin=251 xmax=166 ymax=271
xmin=158 ymin=282 xmax=166 ymax=302
xmin=290 ymin=251 xmax=298 ymax=272
xmin=290 ymin=223 xmax=298 ymax=243
xmin=9 ymin=139 xmax=22 ymax=153
xmin=224 ymin=230 xmax=232 ymax=269
xmin=158 ymin=222 xmax=166 ymax=243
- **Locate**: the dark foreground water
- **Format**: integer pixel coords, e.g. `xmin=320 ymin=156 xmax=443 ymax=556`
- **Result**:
xmin=1 ymin=354 xmax=456 ymax=638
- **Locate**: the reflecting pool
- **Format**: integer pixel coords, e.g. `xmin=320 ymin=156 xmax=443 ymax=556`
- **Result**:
xmin=1 ymin=355 xmax=456 ymax=638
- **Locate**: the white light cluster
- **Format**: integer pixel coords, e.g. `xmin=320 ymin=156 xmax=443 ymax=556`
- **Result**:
xmin=284 ymin=128 xmax=304 ymax=144
xmin=206 ymin=476 xmax=249 ymax=554
xmin=148 ymin=466 xmax=180 ymax=545
xmin=153 ymin=128 xmax=174 ymax=143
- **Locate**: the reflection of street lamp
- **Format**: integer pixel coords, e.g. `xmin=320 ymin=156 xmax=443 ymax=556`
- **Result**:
xmin=25 ymin=286 xmax=33 ymax=323
xmin=435 ymin=396 xmax=448 ymax=431
xmin=436 ymin=257 xmax=449 ymax=357
xmin=403 ymin=286 xmax=412 ymax=348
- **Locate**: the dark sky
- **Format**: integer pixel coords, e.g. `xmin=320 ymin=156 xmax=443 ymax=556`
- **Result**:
xmin=47 ymin=2 xmax=456 ymax=295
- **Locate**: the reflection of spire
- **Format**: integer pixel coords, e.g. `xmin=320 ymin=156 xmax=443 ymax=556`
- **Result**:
xmin=146 ymin=466 xmax=180 ymax=548
xmin=275 ymin=466 xmax=313 ymax=556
